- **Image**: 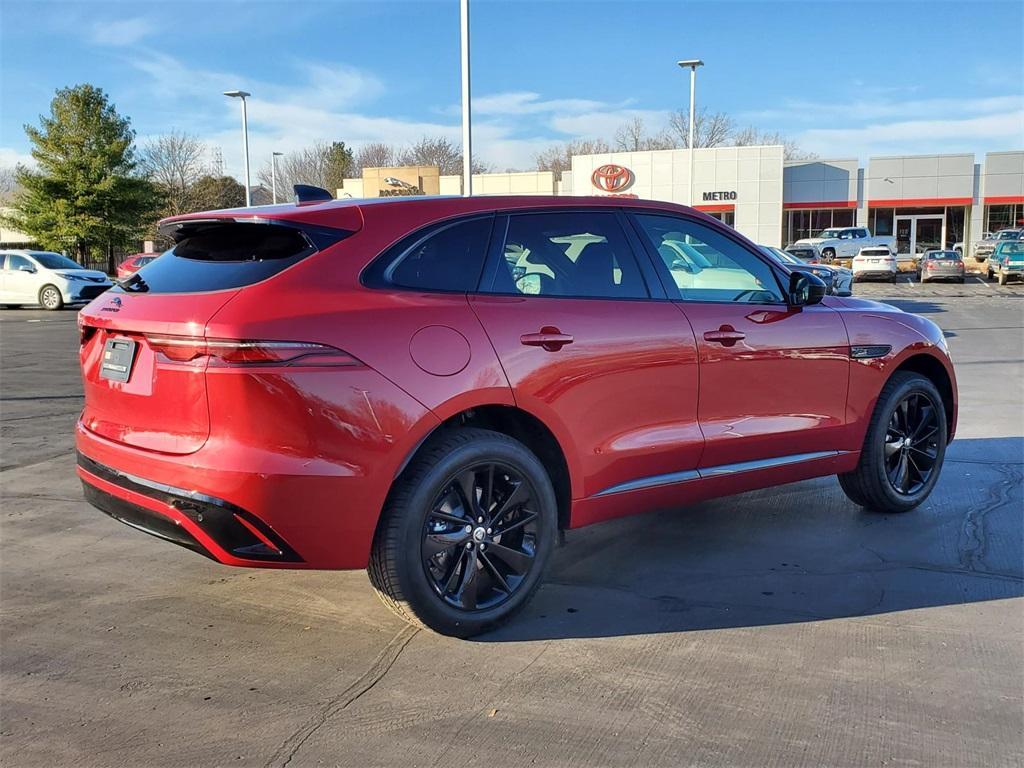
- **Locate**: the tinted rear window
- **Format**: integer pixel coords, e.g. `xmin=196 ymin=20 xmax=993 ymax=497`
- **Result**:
xmin=114 ymin=222 xmax=348 ymax=294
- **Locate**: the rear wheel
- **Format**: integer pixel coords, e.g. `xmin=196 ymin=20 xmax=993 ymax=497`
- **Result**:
xmin=369 ymin=428 xmax=557 ymax=637
xmin=822 ymin=248 xmax=836 ymax=262
xmin=39 ymin=285 xmax=63 ymax=311
xmin=838 ymin=372 xmax=947 ymax=513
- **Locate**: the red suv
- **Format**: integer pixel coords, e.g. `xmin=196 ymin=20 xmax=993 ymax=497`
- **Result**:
xmin=77 ymin=194 xmax=957 ymax=636
xmin=116 ymin=253 xmax=158 ymax=279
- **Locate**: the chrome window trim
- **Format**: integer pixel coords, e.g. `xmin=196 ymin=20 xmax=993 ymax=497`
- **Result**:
xmin=594 ymin=450 xmax=849 ymax=497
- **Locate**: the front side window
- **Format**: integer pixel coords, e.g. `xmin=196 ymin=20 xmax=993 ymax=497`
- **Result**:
xmin=633 ymin=213 xmax=784 ymax=304
xmin=487 ymin=211 xmax=648 ymax=299
xmin=8 ymin=255 xmax=34 ymax=272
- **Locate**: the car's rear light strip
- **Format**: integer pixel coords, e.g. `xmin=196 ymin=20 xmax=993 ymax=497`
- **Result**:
xmin=144 ymin=335 xmax=361 ymax=367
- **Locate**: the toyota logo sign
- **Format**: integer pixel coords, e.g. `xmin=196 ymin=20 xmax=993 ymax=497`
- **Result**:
xmin=591 ymin=164 xmax=633 ymax=193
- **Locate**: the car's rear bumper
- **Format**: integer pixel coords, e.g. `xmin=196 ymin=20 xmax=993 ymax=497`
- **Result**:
xmin=852 ymin=269 xmax=896 ymax=279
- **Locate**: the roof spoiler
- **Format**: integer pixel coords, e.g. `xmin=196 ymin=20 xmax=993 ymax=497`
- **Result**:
xmin=294 ymin=184 xmax=334 ymax=206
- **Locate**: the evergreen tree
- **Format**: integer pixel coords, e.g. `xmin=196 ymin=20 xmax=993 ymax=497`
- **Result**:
xmin=2 ymin=84 xmax=161 ymax=271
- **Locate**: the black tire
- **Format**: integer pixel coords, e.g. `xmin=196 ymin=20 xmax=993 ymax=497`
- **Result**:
xmin=38 ymin=285 xmax=63 ymax=311
xmin=1 ymin=304 xmax=22 ymax=309
xmin=368 ymin=428 xmax=557 ymax=637
xmin=838 ymin=371 xmax=947 ymax=513
xmin=987 ymin=269 xmax=994 ymax=281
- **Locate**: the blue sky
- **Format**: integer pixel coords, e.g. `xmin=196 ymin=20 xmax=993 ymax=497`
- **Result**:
xmin=2 ymin=0 xmax=1022 ymax=178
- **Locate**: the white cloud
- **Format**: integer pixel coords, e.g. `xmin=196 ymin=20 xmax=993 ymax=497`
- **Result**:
xmin=0 ymin=147 xmax=34 ymax=169
xmin=88 ymin=18 xmax=154 ymax=47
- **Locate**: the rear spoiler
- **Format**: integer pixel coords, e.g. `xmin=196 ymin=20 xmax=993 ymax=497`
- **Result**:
xmin=158 ymin=203 xmax=364 ymax=243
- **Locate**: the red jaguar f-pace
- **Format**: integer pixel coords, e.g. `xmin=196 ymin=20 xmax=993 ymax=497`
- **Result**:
xmin=77 ymin=191 xmax=957 ymax=636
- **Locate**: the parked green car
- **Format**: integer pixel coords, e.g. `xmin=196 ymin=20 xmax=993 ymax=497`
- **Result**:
xmin=987 ymin=241 xmax=1024 ymax=285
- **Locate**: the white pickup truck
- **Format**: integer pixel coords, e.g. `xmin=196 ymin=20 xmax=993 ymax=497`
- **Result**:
xmin=793 ymin=227 xmax=897 ymax=262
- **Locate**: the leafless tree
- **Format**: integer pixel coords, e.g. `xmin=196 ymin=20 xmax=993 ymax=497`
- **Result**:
xmin=0 ymin=166 xmax=19 ymax=204
xmin=732 ymin=126 xmax=818 ymax=160
xmin=138 ymin=132 xmax=207 ymax=215
xmin=397 ymin=136 xmax=488 ymax=175
xmin=352 ymin=142 xmax=397 ymax=174
xmin=613 ymin=117 xmax=674 ymax=152
xmin=667 ymin=109 xmax=735 ymax=149
xmin=534 ymin=138 xmax=612 ymax=174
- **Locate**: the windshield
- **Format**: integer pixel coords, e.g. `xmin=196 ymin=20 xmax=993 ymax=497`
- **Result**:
xmin=818 ymin=229 xmax=843 ymax=238
xmin=996 ymin=230 xmax=1022 ymax=240
xmin=33 ymin=252 xmax=82 ymax=270
xmin=761 ymin=246 xmax=799 ymax=265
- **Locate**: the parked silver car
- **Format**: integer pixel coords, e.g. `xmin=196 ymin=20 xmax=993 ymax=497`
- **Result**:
xmin=0 ymin=250 xmax=112 ymax=310
xmin=917 ymin=250 xmax=965 ymax=283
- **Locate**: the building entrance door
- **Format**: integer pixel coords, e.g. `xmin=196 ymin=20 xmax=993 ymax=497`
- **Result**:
xmin=895 ymin=214 xmax=945 ymax=256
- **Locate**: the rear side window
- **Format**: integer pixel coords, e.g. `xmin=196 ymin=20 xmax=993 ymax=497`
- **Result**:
xmin=485 ymin=211 xmax=649 ymax=299
xmin=362 ymin=216 xmax=494 ymax=292
xmin=114 ymin=222 xmax=348 ymax=294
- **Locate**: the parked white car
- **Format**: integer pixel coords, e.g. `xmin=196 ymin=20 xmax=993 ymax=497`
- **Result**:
xmin=794 ymin=227 xmax=897 ymax=262
xmin=0 ymin=250 xmax=112 ymax=310
xmin=851 ymin=245 xmax=898 ymax=283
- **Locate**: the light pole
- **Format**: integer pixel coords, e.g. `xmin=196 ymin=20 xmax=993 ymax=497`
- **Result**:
xmin=224 ymin=90 xmax=252 ymax=206
xmin=676 ymin=59 xmax=703 ymax=208
xmin=271 ymin=151 xmax=283 ymax=204
xmin=460 ymin=0 xmax=472 ymax=196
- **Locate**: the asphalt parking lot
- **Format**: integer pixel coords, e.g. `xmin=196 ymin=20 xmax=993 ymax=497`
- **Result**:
xmin=1 ymin=284 xmax=1022 ymax=767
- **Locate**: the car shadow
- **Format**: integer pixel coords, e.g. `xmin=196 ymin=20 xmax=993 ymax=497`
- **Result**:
xmin=878 ymin=298 xmax=947 ymax=315
xmin=478 ymin=437 xmax=1023 ymax=642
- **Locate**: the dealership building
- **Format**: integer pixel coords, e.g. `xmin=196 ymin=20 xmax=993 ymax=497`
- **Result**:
xmin=339 ymin=148 xmax=1024 ymax=253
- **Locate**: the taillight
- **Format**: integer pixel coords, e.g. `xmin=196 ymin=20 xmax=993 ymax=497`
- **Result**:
xmin=144 ymin=335 xmax=360 ymax=367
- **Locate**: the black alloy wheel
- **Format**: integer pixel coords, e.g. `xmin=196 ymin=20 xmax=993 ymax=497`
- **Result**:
xmin=422 ymin=462 xmax=541 ymax=611
xmin=883 ymin=392 xmax=940 ymax=496
xmin=369 ymin=428 xmax=557 ymax=637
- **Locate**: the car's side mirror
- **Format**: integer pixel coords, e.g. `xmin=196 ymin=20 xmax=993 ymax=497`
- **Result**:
xmin=17 ymin=265 xmax=35 ymax=273
xmin=789 ymin=271 xmax=826 ymax=307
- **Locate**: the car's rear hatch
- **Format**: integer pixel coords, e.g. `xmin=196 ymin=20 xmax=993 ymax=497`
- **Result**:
xmin=78 ymin=212 xmax=358 ymax=455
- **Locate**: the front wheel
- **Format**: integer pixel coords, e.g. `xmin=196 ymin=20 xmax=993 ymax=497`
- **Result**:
xmin=369 ymin=428 xmax=557 ymax=637
xmin=838 ymin=372 xmax=947 ymax=513
xmin=39 ymin=285 xmax=64 ymax=311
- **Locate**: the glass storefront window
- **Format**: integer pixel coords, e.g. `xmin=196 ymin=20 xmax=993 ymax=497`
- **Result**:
xmin=705 ymin=211 xmax=736 ymax=228
xmin=986 ymin=204 xmax=1024 ymax=232
xmin=783 ymin=208 xmax=856 ymax=244
xmin=872 ymin=208 xmax=895 ymax=236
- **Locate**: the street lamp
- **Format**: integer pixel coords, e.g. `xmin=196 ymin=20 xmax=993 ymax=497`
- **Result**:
xmin=676 ymin=59 xmax=704 ymax=208
xmin=460 ymin=0 xmax=472 ymax=196
xmin=224 ymin=90 xmax=252 ymax=207
xmin=271 ymin=151 xmax=283 ymax=204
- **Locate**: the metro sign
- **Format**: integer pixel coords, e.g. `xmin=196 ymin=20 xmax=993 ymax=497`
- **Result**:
xmin=702 ymin=191 xmax=738 ymax=201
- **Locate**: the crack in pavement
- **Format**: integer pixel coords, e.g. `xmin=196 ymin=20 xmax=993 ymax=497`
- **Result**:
xmin=264 ymin=623 xmax=419 ymax=768
xmin=958 ymin=463 xmax=1021 ymax=573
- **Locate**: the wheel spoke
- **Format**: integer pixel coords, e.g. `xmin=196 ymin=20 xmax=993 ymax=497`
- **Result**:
xmin=454 ymin=469 xmax=479 ymax=517
xmin=483 ymin=464 xmax=495 ymax=516
xmin=423 ymin=529 xmax=470 ymax=559
xmin=486 ymin=541 xmax=534 ymax=574
xmin=494 ymin=510 xmax=538 ymax=536
xmin=443 ymin=549 xmax=467 ymax=593
xmin=884 ymin=437 xmax=902 ymax=458
xmin=428 ymin=509 xmax=470 ymax=526
xmin=491 ymin=481 xmax=530 ymax=526
xmin=893 ymin=452 xmax=910 ymax=493
xmin=454 ymin=548 xmax=480 ymax=610
xmin=910 ymin=404 xmax=935 ymax=440
xmin=479 ymin=551 xmax=512 ymax=594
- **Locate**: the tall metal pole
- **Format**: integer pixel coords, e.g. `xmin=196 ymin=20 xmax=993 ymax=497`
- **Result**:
xmin=677 ymin=59 xmax=703 ymax=208
xmin=688 ymin=67 xmax=696 ymax=207
xmin=240 ymin=96 xmax=251 ymax=207
xmin=460 ymin=0 xmax=472 ymax=196
xmin=271 ymin=154 xmax=278 ymax=204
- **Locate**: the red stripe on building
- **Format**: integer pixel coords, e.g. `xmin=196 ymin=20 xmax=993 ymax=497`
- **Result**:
xmin=694 ymin=203 xmax=735 ymax=213
xmin=983 ymin=195 xmax=1024 ymax=205
xmin=782 ymin=200 xmax=857 ymax=210
xmin=868 ymin=197 xmax=972 ymax=207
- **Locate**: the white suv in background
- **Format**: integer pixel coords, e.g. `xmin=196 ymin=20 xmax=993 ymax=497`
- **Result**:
xmin=0 ymin=250 xmax=112 ymax=310
xmin=851 ymin=245 xmax=898 ymax=283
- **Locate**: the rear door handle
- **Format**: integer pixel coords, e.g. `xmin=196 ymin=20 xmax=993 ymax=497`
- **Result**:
xmin=521 ymin=328 xmax=574 ymax=351
xmin=703 ymin=327 xmax=746 ymax=346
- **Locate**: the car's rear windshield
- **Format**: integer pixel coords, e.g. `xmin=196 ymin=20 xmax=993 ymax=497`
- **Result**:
xmin=928 ymin=251 xmax=959 ymax=259
xmin=1000 ymin=243 xmax=1024 ymax=254
xmin=113 ymin=221 xmax=351 ymax=294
